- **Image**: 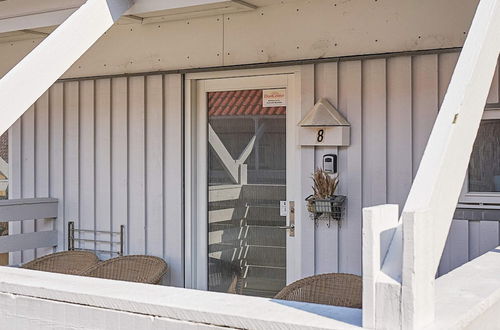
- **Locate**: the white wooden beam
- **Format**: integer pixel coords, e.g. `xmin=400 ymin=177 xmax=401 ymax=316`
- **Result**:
xmin=404 ymin=0 xmax=500 ymax=272
xmin=208 ymin=124 xmax=239 ymax=183
xmin=0 ymin=1 xmax=255 ymax=34
xmin=126 ymin=0 xmax=256 ymax=16
xmin=382 ymin=0 xmax=500 ymax=279
xmin=0 ymin=0 xmax=134 ymax=137
xmin=364 ymin=0 xmax=500 ymax=328
xmin=0 ymin=8 xmax=79 ymax=34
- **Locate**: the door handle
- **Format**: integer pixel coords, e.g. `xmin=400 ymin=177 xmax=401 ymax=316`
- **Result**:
xmin=279 ymin=225 xmax=295 ymax=230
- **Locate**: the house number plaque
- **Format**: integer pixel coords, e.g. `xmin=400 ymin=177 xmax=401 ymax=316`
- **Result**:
xmin=299 ymin=126 xmax=350 ymax=146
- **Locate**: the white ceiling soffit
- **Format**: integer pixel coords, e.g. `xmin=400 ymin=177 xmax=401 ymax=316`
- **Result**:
xmin=0 ymin=0 xmax=257 ymax=34
xmin=0 ymin=8 xmax=79 ymax=34
xmin=126 ymin=1 xmax=257 ymax=24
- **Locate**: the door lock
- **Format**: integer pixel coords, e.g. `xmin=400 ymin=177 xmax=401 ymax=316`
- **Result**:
xmin=279 ymin=201 xmax=295 ymax=237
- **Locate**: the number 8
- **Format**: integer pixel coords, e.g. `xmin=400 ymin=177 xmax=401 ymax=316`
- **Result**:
xmin=317 ymin=129 xmax=324 ymax=142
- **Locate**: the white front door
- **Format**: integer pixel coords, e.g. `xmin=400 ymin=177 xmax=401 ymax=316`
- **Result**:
xmin=186 ymin=73 xmax=299 ymax=297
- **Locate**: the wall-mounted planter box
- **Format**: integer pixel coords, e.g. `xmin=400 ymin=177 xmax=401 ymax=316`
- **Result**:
xmin=298 ymin=98 xmax=351 ymax=147
xmin=306 ymin=195 xmax=346 ymax=226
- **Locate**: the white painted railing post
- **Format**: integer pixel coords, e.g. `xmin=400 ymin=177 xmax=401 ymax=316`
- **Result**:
xmin=363 ymin=0 xmax=500 ymax=328
xmin=0 ymin=0 xmax=135 ymax=137
xmin=402 ymin=209 xmax=435 ymax=329
xmin=362 ymin=204 xmax=399 ymax=329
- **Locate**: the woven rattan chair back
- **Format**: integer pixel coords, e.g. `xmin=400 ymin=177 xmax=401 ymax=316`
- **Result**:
xmin=80 ymin=255 xmax=167 ymax=284
xmin=21 ymin=251 xmax=99 ymax=275
xmin=274 ymin=273 xmax=362 ymax=308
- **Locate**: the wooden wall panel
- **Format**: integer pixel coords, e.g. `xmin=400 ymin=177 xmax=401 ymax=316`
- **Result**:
xmin=64 ymin=81 xmax=80 ymax=250
xmin=145 ymin=75 xmax=164 ymax=258
xmin=35 ymin=91 xmax=51 ymax=257
xmin=313 ymin=62 xmax=339 ymax=275
xmin=79 ymin=80 xmax=95 ymax=251
xmin=362 ymin=59 xmax=387 ymax=208
xmin=411 ymin=55 xmax=439 ymax=177
xmin=10 ymin=74 xmax=184 ymax=285
xmin=111 ymin=77 xmax=128 ymax=257
xmin=21 ymin=106 xmax=35 ymax=261
xmin=313 ymin=50 xmax=497 ymax=276
xmin=94 ymin=79 xmax=112 ymax=254
xmin=128 ymin=76 xmax=146 ymax=255
xmin=387 ymin=56 xmax=413 ymax=211
xmin=10 ymin=49 xmax=499 ymax=280
xmin=163 ymin=74 xmax=183 ymax=287
xmin=8 ymin=118 xmax=22 ymax=264
xmin=338 ymin=60 xmax=363 ymax=275
xmin=49 ymin=83 xmax=65 ymax=251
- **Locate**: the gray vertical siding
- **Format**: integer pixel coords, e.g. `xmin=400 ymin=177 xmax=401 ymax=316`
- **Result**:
xmin=312 ymin=52 xmax=500 ymax=276
xmin=9 ymin=51 xmax=499 ymax=283
xmin=9 ymin=74 xmax=184 ymax=286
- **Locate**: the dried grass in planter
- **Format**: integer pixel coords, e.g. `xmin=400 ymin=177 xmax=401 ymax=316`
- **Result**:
xmin=311 ymin=168 xmax=338 ymax=199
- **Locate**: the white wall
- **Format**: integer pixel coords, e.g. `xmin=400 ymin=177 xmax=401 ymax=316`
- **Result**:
xmin=9 ymin=50 xmax=500 ymax=281
xmin=312 ymin=51 xmax=500 ymax=276
xmin=9 ymin=74 xmax=184 ymax=287
xmin=0 ymin=0 xmax=479 ymax=79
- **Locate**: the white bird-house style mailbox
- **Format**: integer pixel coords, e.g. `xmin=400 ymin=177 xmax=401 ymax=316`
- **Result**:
xmin=298 ymin=98 xmax=351 ymax=146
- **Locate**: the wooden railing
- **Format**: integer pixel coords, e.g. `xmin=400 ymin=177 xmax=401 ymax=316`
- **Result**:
xmin=0 ymin=198 xmax=58 ymax=258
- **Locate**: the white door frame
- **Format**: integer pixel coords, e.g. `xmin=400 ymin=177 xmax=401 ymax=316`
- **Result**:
xmin=184 ymin=65 xmax=315 ymax=290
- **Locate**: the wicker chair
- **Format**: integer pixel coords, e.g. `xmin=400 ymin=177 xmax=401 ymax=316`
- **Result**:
xmin=208 ymin=257 xmax=243 ymax=294
xmin=21 ymin=251 xmax=99 ymax=275
xmin=274 ymin=273 xmax=362 ymax=308
xmin=80 ymin=255 xmax=167 ymax=284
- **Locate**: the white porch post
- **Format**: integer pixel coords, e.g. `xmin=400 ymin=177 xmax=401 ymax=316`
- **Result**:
xmin=363 ymin=0 xmax=500 ymax=328
xmin=0 ymin=0 xmax=135 ymax=137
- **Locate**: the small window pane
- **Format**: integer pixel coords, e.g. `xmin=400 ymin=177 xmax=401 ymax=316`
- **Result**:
xmin=469 ymin=119 xmax=500 ymax=192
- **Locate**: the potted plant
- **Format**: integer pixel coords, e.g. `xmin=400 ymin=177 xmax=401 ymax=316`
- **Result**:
xmin=306 ymin=168 xmax=346 ymax=222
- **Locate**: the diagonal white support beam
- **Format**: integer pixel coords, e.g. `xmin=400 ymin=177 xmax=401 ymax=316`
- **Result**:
xmin=0 ymin=0 xmax=134 ymax=137
xmin=364 ymin=0 xmax=500 ymax=329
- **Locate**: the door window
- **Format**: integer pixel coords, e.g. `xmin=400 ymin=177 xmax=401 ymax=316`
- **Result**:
xmin=207 ymin=89 xmax=287 ymax=297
